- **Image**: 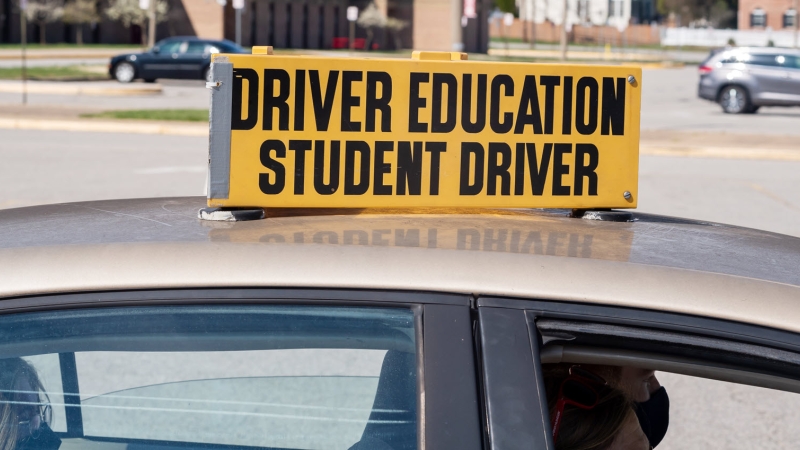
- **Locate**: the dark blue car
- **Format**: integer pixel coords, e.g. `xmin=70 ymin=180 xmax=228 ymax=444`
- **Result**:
xmin=109 ymin=36 xmax=247 ymax=83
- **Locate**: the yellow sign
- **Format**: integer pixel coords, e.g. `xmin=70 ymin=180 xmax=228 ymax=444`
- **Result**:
xmin=208 ymin=51 xmax=640 ymax=209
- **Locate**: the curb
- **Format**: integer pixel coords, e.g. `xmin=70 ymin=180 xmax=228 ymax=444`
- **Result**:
xmin=485 ymin=48 xmax=679 ymax=65
xmin=0 ymin=51 xmax=133 ymax=61
xmin=0 ymin=118 xmax=795 ymax=162
xmin=0 ymin=83 xmax=162 ymax=96
xmin=641 ymin=145 xmax=800 ymax=161
xmin=0 ymin=118 xmax=207 ymax=136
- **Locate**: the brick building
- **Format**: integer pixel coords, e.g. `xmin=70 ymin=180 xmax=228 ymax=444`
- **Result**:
xmin=0 ymin=0 xmax=490 ymax=53
xmin=739 ymin=0 xmax=798 ymax=30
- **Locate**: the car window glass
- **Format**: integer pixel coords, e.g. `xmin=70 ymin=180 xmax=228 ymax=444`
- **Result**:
xmin=186 ymin=41 xmax=207 ymax=54
xmin=539 ymin=364 xmax=800 ymax=450
xmin=158 ymin=41 xmax=183 ymax=54
xmin=0 ymin=305 xmax=418 ymax=450
xmin=746 ymin=54 xmax=782 ymax=67
xmin=655 ymin=372 xmax=800 ymax=449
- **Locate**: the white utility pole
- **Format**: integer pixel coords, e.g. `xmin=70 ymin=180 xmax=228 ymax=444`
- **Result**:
xmin=559 ymin=0 xmax=568 ymax=60
xmin=147 ymin=0 xmax=156 ymax=48
xmin=20 ymin=0 xmax=27 ymax=105
xmin=233 ymin=0 xmax=245 ymax=46
xmin=347 ymin=6 xmax=358 ymax=52
xmin=794 ymin=0 xmax=799 ymax=48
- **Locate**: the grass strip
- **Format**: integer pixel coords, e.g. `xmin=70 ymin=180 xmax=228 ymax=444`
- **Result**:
xmin=0 ymin=43 xmax=140 ymax=50
xmin=82 ymin=109 xmax=209 ymax=122
xmin=0 ymin=66 xmax=109 ymax=81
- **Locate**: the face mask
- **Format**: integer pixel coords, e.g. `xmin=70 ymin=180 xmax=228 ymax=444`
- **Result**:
xmin=17 ymin=422 xmax=62 ymax=450
xmin=635 ymin=386 xmax=670 ymax=448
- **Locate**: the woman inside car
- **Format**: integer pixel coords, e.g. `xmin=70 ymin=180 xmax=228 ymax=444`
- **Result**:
xmin=0 ymin=358 xmax=60 ymax=450
xmin=543 ymin=364 xmax=665 ymax=450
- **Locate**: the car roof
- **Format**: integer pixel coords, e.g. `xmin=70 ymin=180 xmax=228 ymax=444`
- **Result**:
xmin=1 ymin=197 xmax=800 ymax=332
xmin=722 ymin=47 xmax=800 ymax=56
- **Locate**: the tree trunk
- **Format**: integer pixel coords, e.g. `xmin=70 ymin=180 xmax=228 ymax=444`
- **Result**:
xmin=76 ymin=25 xmax=83 ymax=45
xmin=366 ymin=29 xmax=374 ymax=51
xmin=39 ymin=23 xmax=46 ymax=45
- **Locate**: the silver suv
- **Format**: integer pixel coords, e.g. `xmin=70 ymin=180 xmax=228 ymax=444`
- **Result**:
xmin=698 ymin=47 xmax=800 ymax=114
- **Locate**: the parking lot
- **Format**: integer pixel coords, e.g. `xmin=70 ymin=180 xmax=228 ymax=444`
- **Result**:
xmin=2 ymin=61 xmax=800 ymax=450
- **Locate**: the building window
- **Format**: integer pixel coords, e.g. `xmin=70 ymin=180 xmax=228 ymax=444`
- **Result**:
xmin=784 ymin=9 xmax=797 ymax=28
xmin=750 ymin=8 xmax=767 ymax=27
xmin=608 ymin=0 xmax=624 ymax=18
xmin=578 ymin=0 xmax=590 ymax=22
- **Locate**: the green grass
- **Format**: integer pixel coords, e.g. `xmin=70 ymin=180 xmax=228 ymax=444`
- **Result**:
xmin=0 ymin=65 xmax=109 ymax=81
xmin=82 ymin=109 xmax=209 ymax=122
xmin=0 ymin=43 xmax=140 ymax=50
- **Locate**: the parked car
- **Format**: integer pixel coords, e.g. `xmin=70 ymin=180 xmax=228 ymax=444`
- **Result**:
xmin=698 ymin=47 xmax=800 ymax=114
xmin=109 ymin=37 xmax=248 ymax=83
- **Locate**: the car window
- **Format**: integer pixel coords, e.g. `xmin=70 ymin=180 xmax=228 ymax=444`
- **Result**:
xmin=746 ymin=54 xmax=784 ymax=67
xmin=158 ymin=40 xmax=183 ymax=54
xmin=0 ymin=305 xmax=418 ymax=450
xmin=186 ymin=41 xmax=208 ymax=54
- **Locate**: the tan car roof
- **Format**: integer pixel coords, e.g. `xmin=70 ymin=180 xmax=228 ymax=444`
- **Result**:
xmin=1 ymin=197 xmax=799 ymax=333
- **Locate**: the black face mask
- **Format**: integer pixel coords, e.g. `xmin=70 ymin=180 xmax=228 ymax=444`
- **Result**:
xmin=635 ymin=386 xmax=670 ymax=448
xmin=17 ymin=423 xmax=62 ymax=450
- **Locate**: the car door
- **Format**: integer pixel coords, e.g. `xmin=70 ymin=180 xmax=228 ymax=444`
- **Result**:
xmin=745 ymin=54 xmax=793 ymax=104
xmin=477 ymin=296 xmax=800 ymax=450
xmin=177 ymin=41 xmax=212 ymax=80
xmin=0 ymin=288 xmax=482 ymax=450
xmin=139 ymin=40 xmax=186 ymax=80
xmin=784 ymin=55 xmax=800 ymax=104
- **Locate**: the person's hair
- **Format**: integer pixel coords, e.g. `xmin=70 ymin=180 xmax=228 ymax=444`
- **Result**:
xmin=543 ymin=364 xmax=635 ymax=450
xmin=0 ymin=358 xmax=49 ymax=450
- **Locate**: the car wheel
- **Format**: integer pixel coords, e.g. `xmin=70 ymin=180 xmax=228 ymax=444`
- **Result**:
xmin=745 ymin=105 xmax=760 ymax=114
xmin=114 ymin=62 xmax=136 ymax=83
xmin=718 ymin=85 xmax=750 ymax=114
xmin=204 ymin=67 xmax=212 ymax=83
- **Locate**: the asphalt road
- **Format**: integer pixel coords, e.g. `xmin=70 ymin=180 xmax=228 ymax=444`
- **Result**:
xmin=641 ymin=67 xmax=800 ymax=135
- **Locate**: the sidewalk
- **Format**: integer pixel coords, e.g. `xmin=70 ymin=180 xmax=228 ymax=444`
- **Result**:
xmin=640 ymin=130 xmax=800 ymax=161
xmin=0 ymin=106 xmax=795 ymax=161
xmin=0 ymin=47 xmax=139 ymax=61
xmin=0 ymin=80 xmax=161 ymax=96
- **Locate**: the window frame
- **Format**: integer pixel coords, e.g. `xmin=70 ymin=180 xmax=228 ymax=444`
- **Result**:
xmin=1 ymin=288 xmax=482 ymax=450
xmin=477 ymin=296 xmax=800 ymax=450
xmin=784 ymin=9 xmax=797 ymax=28
xmin=750 ymin=8 xmax=767 ymax=27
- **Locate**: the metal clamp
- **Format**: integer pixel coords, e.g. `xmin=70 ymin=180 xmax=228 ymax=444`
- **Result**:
xmin=206 ymin=80 xmax=223 ymax=89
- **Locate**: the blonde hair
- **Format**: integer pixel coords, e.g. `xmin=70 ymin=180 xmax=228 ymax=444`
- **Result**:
xmin=543 ymin=364 xmax=635 ymax=450
xmin=0 ymin=358 xmax=49 ymax=450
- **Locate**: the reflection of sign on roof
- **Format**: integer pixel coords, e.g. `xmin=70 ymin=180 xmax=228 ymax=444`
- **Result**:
xmin=207 ymin=212 xmax=635 ymax=262
xmin=207 ymin=50 xmax=641 ymax=209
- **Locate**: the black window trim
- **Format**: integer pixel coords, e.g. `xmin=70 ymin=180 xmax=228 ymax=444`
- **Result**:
xmin=1 ymin=288 xmax=481 ymax=450
xmin=478 ymin=297 xmax=800 ymax=354
xmin=477 ymin=296 xmax=800 ymax=450
xmin=478 ymin=307 xmax=552 ymax=450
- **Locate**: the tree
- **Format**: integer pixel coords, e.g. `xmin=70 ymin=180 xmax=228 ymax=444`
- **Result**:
xmin=24 ymin=0 xmax=64 ymax=45
xmin=495 ymin=0 xmax=516 ymax=14
xmin=105 ymin=0 xmax=169 ymax=45
xmin=63 ymin=0 xmax=100 ymax=45
xmin=385 ymin=17 xmax=408 ymax=50
xmin=357 ymin=3 xmax=386 ymax=51
xmin=656 ymin=0 xmax=737 ymax=27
